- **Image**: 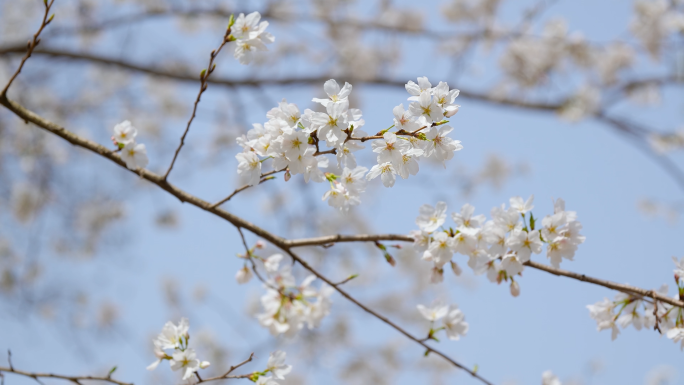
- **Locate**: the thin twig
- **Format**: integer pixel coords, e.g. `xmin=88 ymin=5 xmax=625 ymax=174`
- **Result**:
xmin=651 ymin=290 xmax=663 ymax=334
xmin=198 ymin=353 xmax=255 ymax=383
xmin=332 ymin=275 xmax=357 ymax=287
xmin=1 ymin=0 xmax=55 ymax=97
xmin=211 ymin=168 xmax=286 ymax=208
xmin=0 ymin=367 xmax=132 ymax=385
xmin=236 ymin=227 xmax=279 ymax=291
xmin=163 ymin=28 xmax=232 ymax=181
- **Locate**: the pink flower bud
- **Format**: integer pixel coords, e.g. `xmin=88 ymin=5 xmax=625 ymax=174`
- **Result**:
xmin=430 ymin=267 xmax=444 ymax=283
xmin=445 ymin=105 xmax=460 ymax=117
xmin=510 ymin=281 xmax=520 ymax=297
xmin=284 ymin=171 xmax=291 ymax=182
xmin=450 ymin=261 xmax=462 ymax=276
xmin=255 ymin=240 xmax=266 ymax=249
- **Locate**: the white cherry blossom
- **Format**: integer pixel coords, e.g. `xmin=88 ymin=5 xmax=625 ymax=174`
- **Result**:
xmin=417 ymin=303 xmax=449 ymax=322
xmin=312 ymin=79 xmax=352 ymax=107
xmin=120 ymin=142 xmax=149 ymax=170
xmin=415 ymin=201 xmax=448 ymax=232
xmin=236 ymin=151 xmax=262 ymax=186
xmin=266 ymin=351 xmax=292 ymax=380
xmin=443 ymin=306 xmax=469 ymax=340
xmin=113 ymin=120 xmax=137 ymax=145
xmin=366 ymin=162 xmax=397 ymax=187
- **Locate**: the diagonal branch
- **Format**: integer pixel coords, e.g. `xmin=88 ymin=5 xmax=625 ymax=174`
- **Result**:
xmin=163 ymin=28 xmax=233 ymax=181
xmin=0 ymin=96 xmax=493 ymax=385
xmin=1 ymin=0 xmax=55 ymax=97
xmin=279 ymin=246 xmax=492 ymax=384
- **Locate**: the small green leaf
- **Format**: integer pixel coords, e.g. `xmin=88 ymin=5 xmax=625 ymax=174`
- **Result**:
xmin=228 ymin=14 xmax=236 ymax=29
xmin=47 ymin=13 xmax=55 ymax=23
xmin=473 ymin=364 xmax=479 ymax=373
xmin=529 ymin=213 xmax=536 ymax=230
xmin=108 ymin=366 xmax=117 ymax=376
xmin=424 ymin=349 xmax=430 ymax=357
xmin=200 ymin=68 xmax=206 ymax=78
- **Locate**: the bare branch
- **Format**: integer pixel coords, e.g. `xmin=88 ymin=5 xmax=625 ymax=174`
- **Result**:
xmin=211 ymin=168 xmax=286 ymax=209
xmin=163 ymin=28 xmax=233 ymax=181
xmin=0 ymin=367 xmax=132 ymax=385
xmin=198 ymin=352 xmax=255 ymax=383
xmin=0 ymin=45 xmax=562 ymax=112
xmin=1 ymin=0 xmax=55 ymax=97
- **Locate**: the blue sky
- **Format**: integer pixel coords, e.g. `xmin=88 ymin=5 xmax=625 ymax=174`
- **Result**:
xmin=2 ymin=0 xmax=683 ymax=384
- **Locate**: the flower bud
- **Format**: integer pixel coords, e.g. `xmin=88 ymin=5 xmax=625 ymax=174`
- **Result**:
xmin=385 ymin=253 xmax=396 ymax=267
xmin=430 ymin=267 xmax=444 ymax=283
xmin=199 ymin=361 xmax=211 ymax=369
xmin=284 ymin=171 xmax=291 ymax=181
xmin=510 ymin=281 xmax=520 ymax=297
xmin=445 ymin=105 xmax=460 ymax=117
xmin=255 ymin=240 xmax=266 ymax=249
xmin=450 ymin=261 xmax=462 ymax=276
xmin=235 ymin=265 xmax=253 ymax=284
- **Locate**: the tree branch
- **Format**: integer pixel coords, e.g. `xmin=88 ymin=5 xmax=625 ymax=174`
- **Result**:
xmin=0 ymin=96 xmax=493 ymax=385
xmin=197 ymin=352 xmax=254 ymax=383
xmin=0 ymin=367 xmax=132 ymax=385
xmin=285 ymin=233 xmax=684 ymax=308
xmin=1 ymin=0 xmax=54 ymax=97
xmin=163 ymin=29 xmax=233 ymax=181
xmin=211 ymin=169 xmax=286 ymax=209
xmin=0 ymin=45 xmax=562 ymax=112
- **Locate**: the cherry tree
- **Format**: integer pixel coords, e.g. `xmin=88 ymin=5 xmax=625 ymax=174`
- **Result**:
xmin=0 ymin=0 xmax=683 ymax=384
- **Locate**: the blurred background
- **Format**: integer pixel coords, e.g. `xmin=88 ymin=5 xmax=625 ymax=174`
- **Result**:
xmin=1 ymin=0 xmax=683 ymax=384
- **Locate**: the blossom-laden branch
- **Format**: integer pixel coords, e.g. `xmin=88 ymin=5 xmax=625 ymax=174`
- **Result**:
xmin=1 ymin=0 xmax=55 ymax=97
xmin=0 ymin=95 xmax=493 ymax=385
xmin=284 ymin=231 xmax=684 ymax=309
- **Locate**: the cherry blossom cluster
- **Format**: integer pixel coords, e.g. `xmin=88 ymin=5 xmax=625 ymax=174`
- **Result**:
xmin=409 ymin=196 xmax=585 ymax=295
xmin=230 ymin=12 xmax=274 ymax=65
xmin=587 ymin=257 xmax=684 ymax=349
xmin=239 ymin=253 xmax=334 ymax=337
xmin=146 ymin=318 xmax=293 ymax=384
xmin=146 ymin=318 xmax=210 ymax=380
xmin=112 ymin=120 xmax=149 ymax=170
xmin=416 ymin=302 xmax=468 ymax=342
xmin=235 ymin=77 xmax=463 ymax=211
